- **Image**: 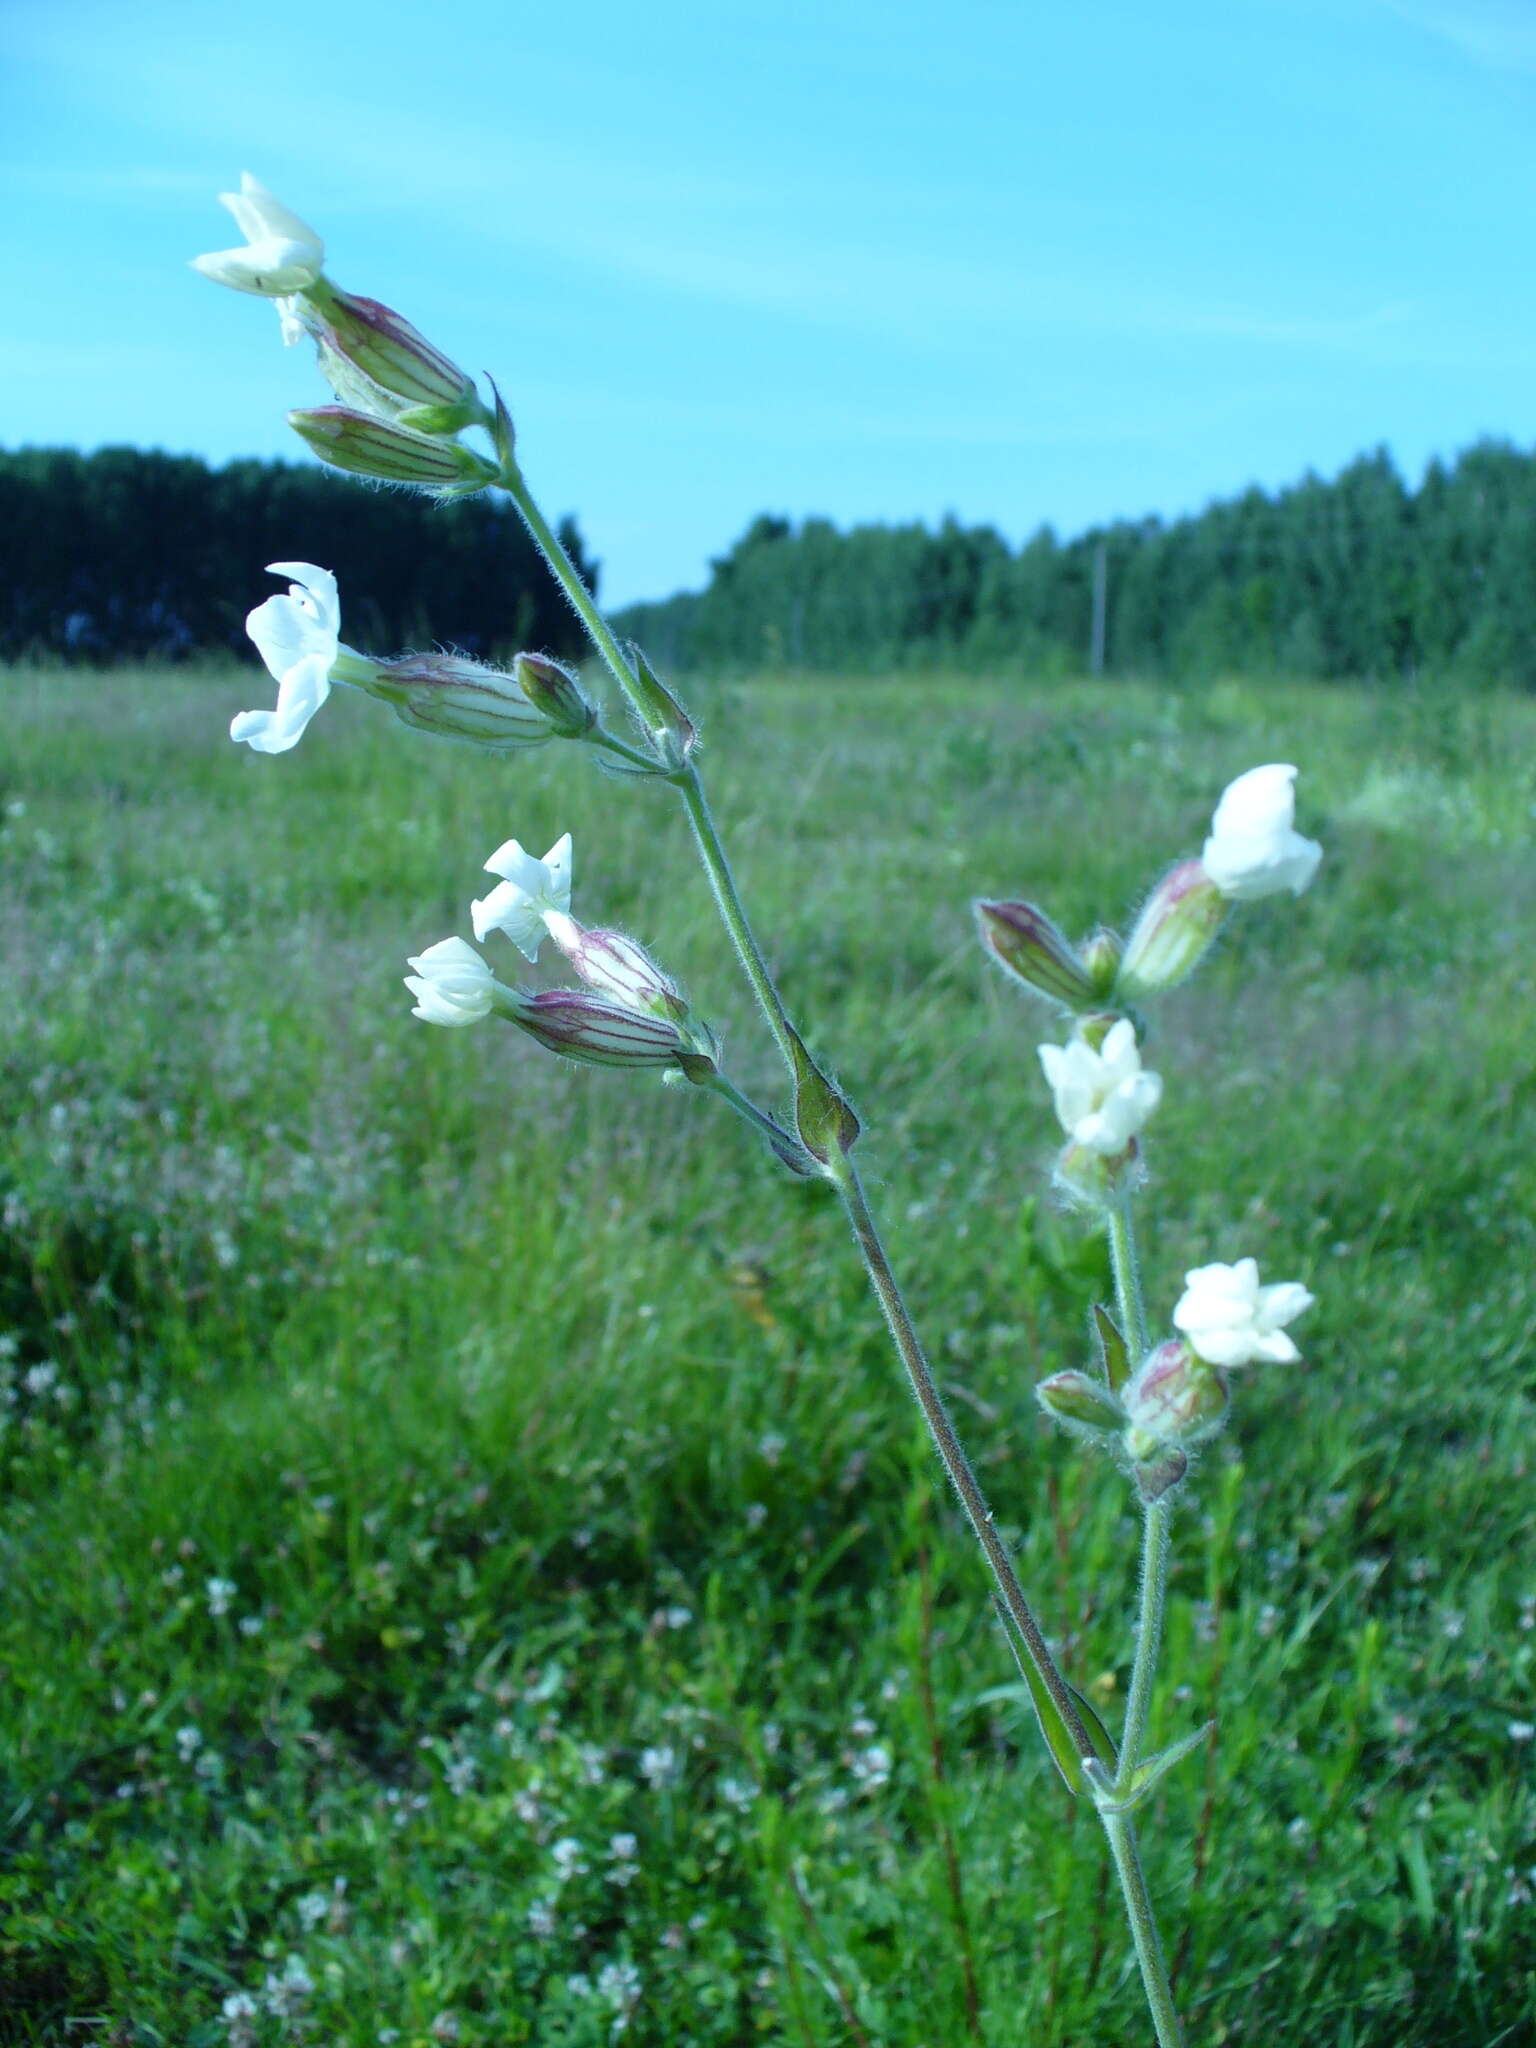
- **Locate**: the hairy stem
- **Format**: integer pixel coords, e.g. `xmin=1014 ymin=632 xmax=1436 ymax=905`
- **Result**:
xmin=1102 ymin=1191 xmax=1184 ymax=2043
xmin=831 ymin=1156 xmax=1095 ymax=1759
xmin=1101 ymin=1812 xmax=1186 ymax=2048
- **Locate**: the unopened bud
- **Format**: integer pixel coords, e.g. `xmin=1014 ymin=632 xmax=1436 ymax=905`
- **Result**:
xmin=361 ymin=654 xmax=554 ymax=750
xmin=1132 ymin=1445 xmax=1188 ymax=1504
xmin=288 ymin=406 xmax=498 ymax=490
xmin=1123 ymin=1339 xmax=1229 ymax=1450
xmin=1036 ymin=1370 xmax=1126 ymax=1438
xmin=507 ymin=988 xmax=718 ymax=1073
xmin=1081 ymin=928 xmax=1122 ymax=998
xmin=1116 ymin=860 xmax=1226 ymax=1002
xmin=295 ymin=282 xmax=483 ymax=430
xmin=512 ymin=653 xmax=596 ymax=738
xmin=542 ymin=915 xmax=689 ymax=1025
xmin=975 ymin=900 xmax=1094 ymax=1008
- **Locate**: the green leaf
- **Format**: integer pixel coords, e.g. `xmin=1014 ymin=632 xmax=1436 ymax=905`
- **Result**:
xmin=993 ymin=1598 xmax=1116 ymax=1796
xmin=1093 ymin=1302 xmax=1132 ymax=1393
xmin=787 ymin=1027 xmax=860 ymax=1164
xmin=621 ymin=641 xmax=697 ymax=766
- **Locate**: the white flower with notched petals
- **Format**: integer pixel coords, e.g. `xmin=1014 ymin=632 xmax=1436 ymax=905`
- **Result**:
xmin=1038 ymin=1018 xmax=1162 ymax=1154
xmin=404 ymin=938 xmax=496 ymax=1028
xmin=191 ymin=172 xmax=324 ymax=331
xmin=471 ymin=834 xmax=573 ymax=959
xmin=232 ymin=562 xmax=343 ymax=754
xmin=1173 ymin=1258 xmax=1315 ymax=1367
xmin=1201 ymin=764 xmax=1322 ymax=901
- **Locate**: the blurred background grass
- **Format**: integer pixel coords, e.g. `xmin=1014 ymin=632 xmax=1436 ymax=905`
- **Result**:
xmin=1 ymin=661 xmax=1533 ymax=2045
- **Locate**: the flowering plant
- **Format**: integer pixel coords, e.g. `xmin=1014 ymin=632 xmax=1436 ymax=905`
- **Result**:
xmin=196 ymin=175 xmax=1326 ymax=2047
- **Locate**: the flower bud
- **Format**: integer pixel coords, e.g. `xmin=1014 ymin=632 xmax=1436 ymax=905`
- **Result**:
xmin=542 ymin=915 xmax=690 ymax=1025
xmin=1123 ymin=1339 xmax=1229 ymax=1451
xmin=1036 ymin=1370 xmax=1126 ymax=1438
xmin=508 ymin=988 xmax=717 ymax=1073
xmin=975 ymin=900 xmax=1094 ymax=1008
xmin=512 ymin=653 xmax=596 ymax=738
xmin=1116 ymin=860 xmax=1226 ymax=1002
xmin=1131 ymin=1445 xmax=1189 ymax=1504
xmin=1081 ymin=927 xmax=1122 ymax=999
xmin=295 ymin=282 xmax=482 ymax=429
xmin=359 ymin=654 xmax=555 ymax=750
xmin=288 ymin=407 xmax=498 ymax=490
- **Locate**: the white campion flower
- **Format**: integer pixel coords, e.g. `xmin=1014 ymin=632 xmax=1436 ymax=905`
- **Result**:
xmin=191 ymin=173 xmax=324 ymax=338
xmin=1201 ymin=764 xmax=1322 ymax=900
xmin=1038 ymin=1017 xmax=1162 ymax=1154
xmin=1173 ymin=1258 xmax=1315 ymax=1367
xmin=471 ymin=834 xmax=573 ymax=960
xmin=232 ymin=562 xmax=348 ymax=754
xmin=404 ymin=937 xmax=496 ymax=1028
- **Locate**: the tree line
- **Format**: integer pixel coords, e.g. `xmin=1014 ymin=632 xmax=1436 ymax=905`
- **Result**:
xmin=0 ymin=447 xmax=597 ymax=664
xmin=8 ymin=438 xmax=1535 ymax=683
xmin=615 ymin=441 xmax=1536 ymax=685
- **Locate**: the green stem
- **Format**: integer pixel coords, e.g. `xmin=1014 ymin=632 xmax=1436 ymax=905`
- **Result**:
xmin=1101 ymin=1191 xmax=1184 ymax=2043
xmin=830 ymin=1155 xmax=1096 ymax=1762
xmin=674 ymin=765 xmax=799 ymax=1074
xmin=700 ymin=1072 xmax=807 ymax=1167
xmin=1107 ymin=1194 xmax=1150 ymax=1358
xmin=498 ymin=458 xmax=638 ymax=697
xmin=1101 ymin=1812 xmax=1186 ymax=2048
xmin=1119 ymin=1500 xmax=1172 ymax=1787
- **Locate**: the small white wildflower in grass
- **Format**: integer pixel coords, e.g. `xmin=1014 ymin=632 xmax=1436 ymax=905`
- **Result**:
xmin=296 ymin=1889 xmax=329 ymax=1932
xmin=191 ymin=173 xmax=324 ymax=315
xmin=262 ymin=1956 xmax=315 ymax=2018
xmin=1442 ymin=1611 xmax=1465 ymax=1640
xmin=471 ymin=833 xmax=574 ymax=959
xmin=744 ymin=1502 xmax=768 ymax=1530
xmin=639 ymin=1743 xmax=679 ymax=1790
xmin=1201 ymin=764 xmax=1323 ymax=900
xmin=718 ymin=1775 xmax=758 ymax=1812
xmin=23 ymin=1362 xmax=57 ymax=1398
xmin=578 ymin=1742 xmax=609 ymax=1785
xmin=404 ymin=937 xmax=497 ymax=1028
xmin=1174 ymin=1258 xmax=1314 ymax=1368
xmin=527 ymin=1897 xmax=558 ymax=1938
xmin=663 ymin=1605 xmax=693 ymax=1630
xmin=757 ymin=1431 xmax=786 ymax=1465
xmin=205 ymin=1576 xmax=237 ymax=1618
xmin=175 ymin=1725 xmax=202 ymax=1762
xmin=551 ymin=1837 xmax=587 ymax=1883
xmin=233 ymin=563 xmax=344 ymax=754
xmin=1038 ymin=1019 xmax=1162 ymax=1154
xmin=1285 ymin=1816 xmax=1311 ymax=1845
xmin=444 ymin=1755 xmax=478 ymax=1796
xmin=1509 ymin=1720 xmax=1536 ymax=1744
xmin=238 ymin=1614 xmax=265 ymax=1637
xmin=850 ymin=1743 xmax=893 ymax=1791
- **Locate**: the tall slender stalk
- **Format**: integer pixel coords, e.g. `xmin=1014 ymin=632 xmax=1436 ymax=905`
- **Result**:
xmin=1101 ymin=1192 xmax=1185 ymax=2045
xmin=496 ymin=446 xmax=1197 ymax=2040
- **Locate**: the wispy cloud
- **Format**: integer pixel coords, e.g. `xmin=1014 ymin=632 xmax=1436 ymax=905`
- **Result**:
xmin=1379 ymin=0 xmax=1536 ymax=75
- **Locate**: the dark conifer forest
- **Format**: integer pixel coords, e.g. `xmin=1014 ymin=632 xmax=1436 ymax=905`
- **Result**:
xmin=7 ymin=438 xmax=1535 ymax=683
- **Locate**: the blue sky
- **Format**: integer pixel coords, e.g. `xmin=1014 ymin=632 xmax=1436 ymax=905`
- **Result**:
xmin=5 ymin=0 xmax=1536 ymax=606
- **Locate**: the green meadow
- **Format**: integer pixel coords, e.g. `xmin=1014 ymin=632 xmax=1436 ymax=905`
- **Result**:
xmin=1 ymin=661 xmax=1533 ymax=2046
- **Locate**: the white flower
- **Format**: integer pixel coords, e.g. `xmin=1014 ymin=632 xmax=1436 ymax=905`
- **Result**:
xmin=232 ymin=562 xmax=342 ymax=754
xmin=471 ymin=834 xmax=573 ymax=959
xmin=1037 ymin=1018 xmax=1162 ymax=1154
xmin=191 ymin=173 xmax=325 ymax=321
xmin=1173 ymin=1258 xmax=1315 ymax=1367
xmin=404 ymin=937 xmax=496 ymax=1027
xmin=1201 ymin=764 xmax=1323 ymax=900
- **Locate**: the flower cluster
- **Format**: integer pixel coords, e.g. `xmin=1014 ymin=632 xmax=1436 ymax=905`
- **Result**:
xmin=229 ymin=563 xmax=594 ymax=757
xmin=193 ymin=174 xmax=496 ymax=491
xmin=406 ymin=836 xmax=718 ymax=1077
xmin=1037 ymin=1257 xmax=1314 ymax=1496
